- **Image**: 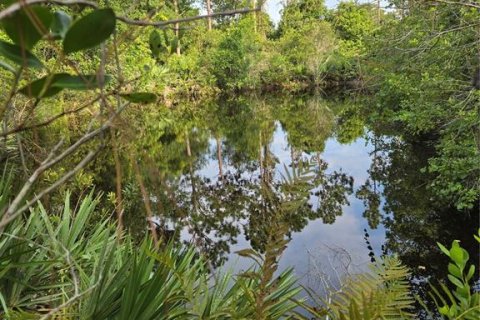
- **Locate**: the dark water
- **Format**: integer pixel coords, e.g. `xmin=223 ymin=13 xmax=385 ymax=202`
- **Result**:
xmin=122 ymin=94 xmax=478 ymax=291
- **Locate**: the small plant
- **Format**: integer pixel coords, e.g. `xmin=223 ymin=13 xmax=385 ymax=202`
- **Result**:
xmin=427 ymin=231 xmax=480 ymax=319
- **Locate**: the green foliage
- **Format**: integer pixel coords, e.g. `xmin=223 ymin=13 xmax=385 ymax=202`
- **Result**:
xmin=330 ymin=1 xmax=376 ymax=51
xmin=1 ymin=5 xmax=53 ymax=50
xmin=50 ymin=10 xmax=72 ymax=40
xmin=364 ymin=1 xmax=480 ymax=210
xmin=428 ymin=233 xmax=480 ymax=319
xmin=0 ymin=40 xmax=43 ymax=68
xmin=278 ymin=0 xmax=327 ymax=35
xmin=297 ymin=256 xmax=414 ymax=319
xmin=0 ymin=190 xmax=302 ymax=319
xmin=63 ymin=8 xmax=116 ymax=54
xmin=19 ymin=73 xmax=111 ymax=98
xmin=120 ymin=92 xmax=158 ymax=104
xmin=206 ymin=17 xmax=261 ymax=90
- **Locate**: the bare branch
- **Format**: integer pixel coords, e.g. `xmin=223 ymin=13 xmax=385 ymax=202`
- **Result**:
xmin=0 ymin=1 xmax=260 ymax=28
xmin=0 ymin=96 xmax=102 ymax=137
xmin=116 ymin=7 xmax=260 ymax=27
xmin=0 ymin=149 xmax=98 ymax=229
xmin=0 ymin=103 xmax=129 ymax=230
xmin=428 ymin=0 xmax=480 ymax=9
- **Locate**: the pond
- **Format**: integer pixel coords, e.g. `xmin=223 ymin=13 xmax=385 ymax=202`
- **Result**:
xmin=121 ymin=93 xmax=478 ymax=291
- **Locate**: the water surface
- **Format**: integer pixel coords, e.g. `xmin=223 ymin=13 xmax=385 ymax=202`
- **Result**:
xmin=124 ymin=94 xmax=478 ymax=290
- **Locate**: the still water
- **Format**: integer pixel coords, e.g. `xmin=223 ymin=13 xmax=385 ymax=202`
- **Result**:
xmin=195 ymin=124 xmax=383 ymax=288
xmin=126 ymin=93 xmax=478 ymax=290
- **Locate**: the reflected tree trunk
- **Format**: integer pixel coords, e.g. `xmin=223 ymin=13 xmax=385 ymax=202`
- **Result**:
xmin=263 ymin=143 xmax=271 ymax=183
xmin=259 ymin=131 xmax=263 ymax=181
xmin=216 ymin=135 xmax=223 ymax=182
xmin=185 ymin=131 xmax=197 ymax=210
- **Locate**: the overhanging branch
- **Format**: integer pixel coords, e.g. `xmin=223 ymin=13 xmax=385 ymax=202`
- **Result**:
xmin=0 ymin=0 xmax=260 ymax=27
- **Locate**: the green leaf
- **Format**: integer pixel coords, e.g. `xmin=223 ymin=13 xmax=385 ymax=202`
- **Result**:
xmin=466 ymin=265 xmax=475 ymax=281
xmin=437 ymin=242 xmax=450 ymax=257
xmin=63 ymin=8 xmax=116 ymax=54
xmin=447 ymin=274 xmax=464 ymax=288
xmin=448 ymin=263 xmax=462 ymax=279
xmin=0 ymin=60 xmax=15 ymax=73
xmin=450 ymin=242 xmax=467 ymax=267
xmin=120 ymin=92 xmax=157 ymax=104
xmin=51 ymin=11 xmax=72 ymax=40
xmin=0 ymin=41 xmax=43 ymax=68
xmin=52 ymin=74 xmax=111 ymax=90
xmin=19 ymin=75 xmax=63 ymax=98
xmin=1 ymin=5 xmax=53 ymax=49
xmin=19 ymin=73 xmax=110 ymax=98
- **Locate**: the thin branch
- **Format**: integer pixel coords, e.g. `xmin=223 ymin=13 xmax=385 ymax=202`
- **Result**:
xmin=0 ymin=0 xmax=260 ymax=28
xmin=428 ymin=0 xmax=480 ymax=10
xmin=0 ymin=96 xmax=102 ymax=137
xmin=0 ymin=149 xmax=98 ymax=229
xmin=116 ymin=7 xmax=261 ymax=27
xmin=0 ymin=103 xmax=129 ymax=230
xmin=1 ymin=138 xmax=64 ymax=225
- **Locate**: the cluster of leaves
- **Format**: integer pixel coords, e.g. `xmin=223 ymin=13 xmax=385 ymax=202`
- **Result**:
xmin=428 ymin=232 xmax=480 ymax=319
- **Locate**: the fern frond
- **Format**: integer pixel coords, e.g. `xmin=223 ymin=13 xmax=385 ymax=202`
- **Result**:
xmin=304 ymin=256 xmax=414 ymax=320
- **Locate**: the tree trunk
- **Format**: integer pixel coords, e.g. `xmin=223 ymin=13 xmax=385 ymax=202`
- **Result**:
xmin=206 ymin=0 xmax=212 ymax=30
xmin=216 ymin=135 xmax=223 ymax=182
xmin=259 ymin=131 xmax=263 ymax=181
xmin=174 ymin=0 xmax=181 ymax=55
xmin=253 ymin=0 xmax=257 ymax=33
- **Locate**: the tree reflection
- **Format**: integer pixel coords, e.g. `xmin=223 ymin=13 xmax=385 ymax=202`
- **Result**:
xmin=358 ymin=135 xmax=479 ymax=280
xmin=144 ymin=95 xmax=355 ymax=266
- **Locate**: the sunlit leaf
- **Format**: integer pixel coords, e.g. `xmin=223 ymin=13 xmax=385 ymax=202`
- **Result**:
xmin=437 ymin=242 xmax=450 ymax=257
xmin=447 ymin=263 xmax=462 ymax=279
xmin=447 ymin=274 xmax=464 ymax=288
xmin=466 ymin=265 xmax=475 ymax=281
xmin=0 ymin=41 xmax=43 ymax=68
xmin=63 ymin=8 xmax=116 ymax=54
xmin=1 ymin=5 xmax=53 ymax=49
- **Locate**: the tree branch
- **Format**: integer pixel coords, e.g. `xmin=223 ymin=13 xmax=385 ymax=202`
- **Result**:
xmin=116 ymin=7 xmax=261 ymax=27
xmin=428 ymin=0 xmax=480 ymax=9
xmin=0 ymin=103 xmax=129 ymax=231
xmin=0 ymin=1 xmax=260 ymax=28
